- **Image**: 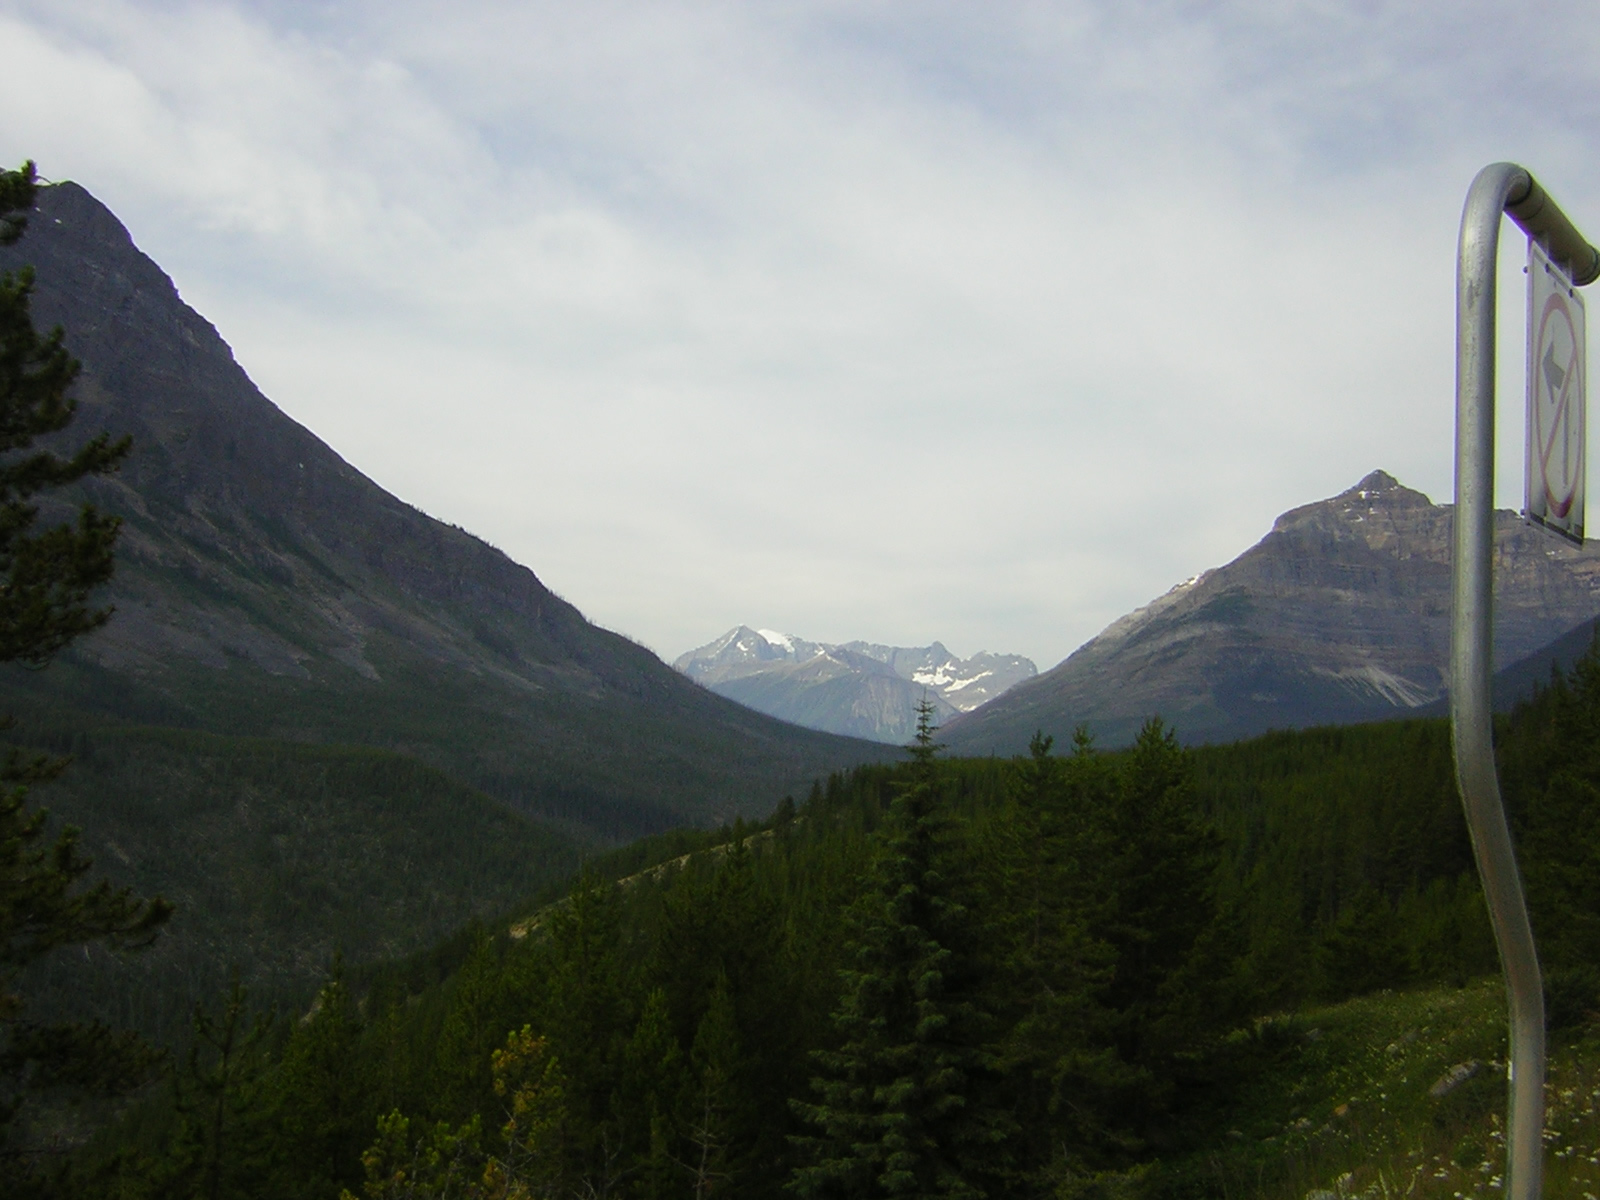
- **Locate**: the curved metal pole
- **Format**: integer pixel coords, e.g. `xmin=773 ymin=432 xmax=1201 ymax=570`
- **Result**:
xmin=1454 ymin=161 xmax=1548 ymax=1200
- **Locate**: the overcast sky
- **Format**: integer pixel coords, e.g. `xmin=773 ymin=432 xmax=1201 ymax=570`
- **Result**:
xmin=1 ymin=1 xmax=1596 ymax=668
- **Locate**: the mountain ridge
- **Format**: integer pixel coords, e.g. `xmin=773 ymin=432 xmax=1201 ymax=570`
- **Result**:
xmin=941 ymin=470 xmax=1600 ymax=753
xmin=0 ymin=181 xmax=891 ymax=839
xmin=674 ymin=625 xmax=1035 ymax=742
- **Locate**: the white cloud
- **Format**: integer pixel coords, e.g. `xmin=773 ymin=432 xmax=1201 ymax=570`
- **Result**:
xmin=2 ymin=0 xmax=1598 ymax=667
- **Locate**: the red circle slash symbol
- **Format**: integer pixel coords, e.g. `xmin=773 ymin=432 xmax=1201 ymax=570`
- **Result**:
xmin=1536 ymin=290 xmax=1583 ymax=519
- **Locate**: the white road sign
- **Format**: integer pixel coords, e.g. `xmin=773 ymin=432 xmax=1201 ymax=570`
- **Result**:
xmin=1526 ymin=238 xmax=1587 ymax=544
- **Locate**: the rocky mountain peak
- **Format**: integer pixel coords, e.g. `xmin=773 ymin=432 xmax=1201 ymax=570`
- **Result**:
xmin=675 ymin=629 xmax=1037 ymax=742
xmin=1269 ymin=469 xmax=1441 ymax=556
xmin=1334 ymin=469 xmax=1435 ymax=511
xmin=1349 ymin=468 xmax=1403 ymax=494
xmin=942 ymin=469 xmax=1600 ymax=754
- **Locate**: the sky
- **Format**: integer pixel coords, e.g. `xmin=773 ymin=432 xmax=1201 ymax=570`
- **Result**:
xmin=1 ymin=1 xmax=1597 ymax=669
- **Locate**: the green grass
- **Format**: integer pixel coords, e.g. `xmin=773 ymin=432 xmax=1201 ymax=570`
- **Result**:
xmin=1157 ymin=978 xmax=1600 ymax=1199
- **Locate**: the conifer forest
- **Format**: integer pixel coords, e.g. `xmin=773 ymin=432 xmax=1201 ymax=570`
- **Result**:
xmin=15 ymin=671 xmax=1600 ymax=1199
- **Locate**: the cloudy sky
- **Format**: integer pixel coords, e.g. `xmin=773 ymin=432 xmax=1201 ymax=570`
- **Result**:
xmin=0 ymin=1 xmax=1595 ymax=668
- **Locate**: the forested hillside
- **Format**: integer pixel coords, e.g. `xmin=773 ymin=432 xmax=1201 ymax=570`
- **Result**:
xmin=0 ymin=181 xmax=890 ymax=845
xmin=32 ymin=639 xmax=1600 ymax=1199
xmin=8 ymin=714 xmax=581 ymax=1049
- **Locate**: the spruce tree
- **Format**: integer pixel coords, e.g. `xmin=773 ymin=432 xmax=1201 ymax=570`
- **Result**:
xmin=651 ymin=836 xmax=798 ymax=1192
xmin=0 ymin=159 xmax=170 ymax=1186
xmin=271 ymin=967 xmax=371 ymax=1198
xmin=978 ymin=731 xmax=1123 ymax=1175
xmin=1090 ymin=718 xmax=1228 ymax=1113
xmin=790 ymin=702 xmax=1008 ymax=1200
xmin=619 ymin=989 xmax=684 ymax=1200
xmin=1511 ymin=635 xmax=1600 ymax=969
xmin=161 ymin=979 xmax=275 ymax=1200
xmin=682 ymin=974 xmax=739 ymax=1200
xmin=538 ymin=869 xmax=629 ymax=1199
xmin=435 ymin=926 xmax=510 ymax=1119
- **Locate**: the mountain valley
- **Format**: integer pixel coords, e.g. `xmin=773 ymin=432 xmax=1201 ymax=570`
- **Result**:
xmin=10 ymin=178 xmax=1600 ymax=1200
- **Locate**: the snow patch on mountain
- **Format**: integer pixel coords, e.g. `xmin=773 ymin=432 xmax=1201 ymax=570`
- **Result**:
xmin=1313 ymin=664 xmax=1436 ymax=708
xmin=672 ymin=628 xmax=1038 ymax=742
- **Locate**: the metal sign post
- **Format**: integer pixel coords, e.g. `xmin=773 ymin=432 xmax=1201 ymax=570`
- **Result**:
xmin=1454 ymin=162 xmax=1600 ymax=1200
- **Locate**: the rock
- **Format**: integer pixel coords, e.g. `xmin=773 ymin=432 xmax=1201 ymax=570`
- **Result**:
xmin=1429 ymin=1060 xmax=1482 ymax=1098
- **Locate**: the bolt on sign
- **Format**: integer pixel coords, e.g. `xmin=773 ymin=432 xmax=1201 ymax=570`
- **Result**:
xmin=1525 ymin=238 xmax=1587 ymax=544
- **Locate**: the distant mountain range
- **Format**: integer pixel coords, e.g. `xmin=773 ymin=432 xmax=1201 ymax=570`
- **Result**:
xmin=674 ymin=627 xmax=1036 ymax=742
xmin=942 ymin=470 xmax=1600 ymax=754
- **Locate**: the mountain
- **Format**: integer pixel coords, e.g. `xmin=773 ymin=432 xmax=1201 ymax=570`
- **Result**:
xmin=17 ymin=721 xmax=581 ymax=1042
xmin=0 ymin=183 xmax=891 ymax=842
xmin=1414 ymin=614 xmax=1600 ymax=718
xmin=941 ymin=470 xmax=1600 ymax=753
xmin=674 ymin=626 xmax=1036 ymax=742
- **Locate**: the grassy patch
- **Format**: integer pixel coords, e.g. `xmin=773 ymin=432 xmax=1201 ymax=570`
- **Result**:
xmin=1159 ymin=979 xmax=1600 ymax=1199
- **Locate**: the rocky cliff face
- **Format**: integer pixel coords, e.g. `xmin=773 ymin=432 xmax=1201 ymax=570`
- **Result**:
xmin=941 ymin=471 xmax=1600 ymax=753
xmin=0 ymin=183 xmax=888 ymax=837
xmin=10 ymin=184 xmax=596 ymax=686
xmin=675 ymin=627 xmax=1036 ymax=742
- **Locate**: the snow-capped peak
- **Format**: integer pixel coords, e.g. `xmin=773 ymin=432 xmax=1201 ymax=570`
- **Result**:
xmin=674 ymin=627 xmax=1037 ymax=734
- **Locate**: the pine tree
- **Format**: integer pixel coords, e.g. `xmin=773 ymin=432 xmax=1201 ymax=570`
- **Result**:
xmin=1090 ymin=718 xmax=1229 ymax=1115
xmin=342 ymin=1109 xmax=484 ymax=1200
xmin=160 ymin=978 xmax=275 ymax=1200
xmin=0 ymin=164 xmax=130 ymax=664
xmin=619 ymin=990 xmax=684 ymax=1200
xmin=539 ymin=869 xmax=629 ymax=1200
xmin=487 ymin=1026 xmax=572 ymax=1200
xmin=271 ymin=966 xmax=371 ymax=1197
xmin=681 ymin=975 xmax=739 ymax=1200
xmin=977 ymin=731 xmax=1122 ymax=1175
xmin=790 ymin=702 xmax=1009 ymax=1200
xmin=0 ymin=158 xmax=170 ymax=1184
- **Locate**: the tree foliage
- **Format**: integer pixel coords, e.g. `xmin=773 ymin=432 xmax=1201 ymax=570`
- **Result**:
xmin=789 ymin=702 xmax=1009 ymax=1200
xmin=64 ymin=632 xmax=1600 ymax=1197
xmin=0 ymin=158 xmax=169 ymax=1186
xmin=0 ymin=163 xmax=130 ymax=667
